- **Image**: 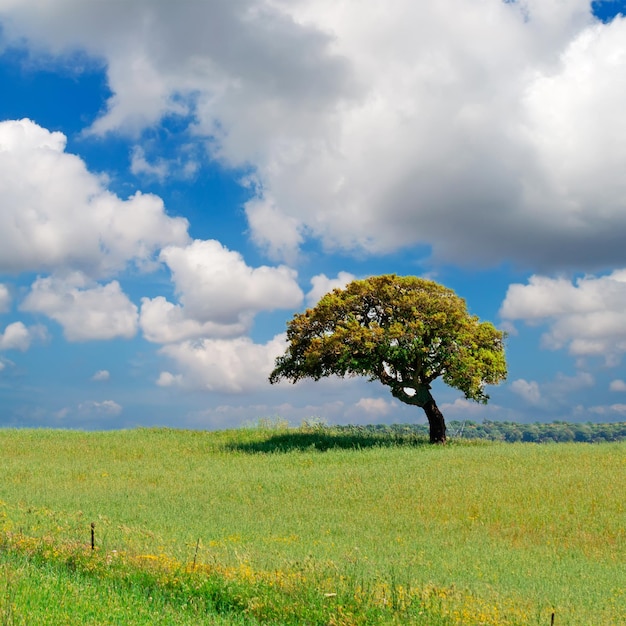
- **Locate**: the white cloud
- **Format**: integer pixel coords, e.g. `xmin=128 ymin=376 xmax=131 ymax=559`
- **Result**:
xmin=78 ymin=400 xmax=123 ymax=416
xmin=158 ymin=333 xmax=288 ymax=393
xmin=0 ymin=284 xmax=11 ymax=313
xmin=140 ymin=239 xmax=303 ymax=343
xmin=91 ymin=369 xmax=110 ymax=382
xmin=546 ymin=371 xmax=595 ymax=395
xmin=587 ymin=403 xmax=626 ymax=416
xmin=511 ymin=379 xmax=543 ymax=405
xmin=0 ymin=355 xmax=14 ymax=373
xmin=4 ymin=2 xmax=626 ymax=270
xmin=244 ymin=7 xmax=626 ymax=269
xmin=139 ymin=240 xmax=305 ymax=393
xmin=0 ymin=119 xmax=189 ymax=278
xmin=130 ymin=145 xmax=199 ymax=181
xmin=162 ymin=240 xmax=303 ymax=322
xmin=21 ymin=273 xmax=138 ymax=341
xmin=353 ymin=397 xmax=394 ymax=416
xmin=0 ymin=321 xmax=45 ymax=351
xmin=500 ymin=270 xmax=626 ymax=363
xmin=510 ymin=371 xmax=594 ymax=410
xmin=245 ymin=196 xmax=305 ymax=263
xmin=140 ymin=296 xmax=248 ymax=344
xmin=609 ymin=379 xmax=626 ymax=392
xmin=306 ymin=272 xmax=356 ymax=307
xmin=156 ymin=371 xmax=183 ymax=387
xmin=130 ymin=145 xmax=170 ymax=180
xmin=439 ymin=397 xmax=505 ymax=419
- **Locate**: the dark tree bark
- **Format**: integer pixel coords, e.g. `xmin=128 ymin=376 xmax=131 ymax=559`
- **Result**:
xmin=386 ymin=380 xmax=447 ymax=444
xmin=422 ymin=398 xmax=447 ymax=444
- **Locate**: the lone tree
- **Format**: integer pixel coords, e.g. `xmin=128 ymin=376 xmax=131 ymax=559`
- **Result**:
xmin=270 ymin=274 xmax=507 ymax=443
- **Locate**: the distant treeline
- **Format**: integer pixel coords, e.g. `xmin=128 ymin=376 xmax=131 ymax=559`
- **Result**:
xmin=333 ymin=421 xmax=626 ymax=443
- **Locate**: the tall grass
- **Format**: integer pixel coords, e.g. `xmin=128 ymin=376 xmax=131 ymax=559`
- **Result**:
xmin=0 ymin=425 xmax=624 ymax=624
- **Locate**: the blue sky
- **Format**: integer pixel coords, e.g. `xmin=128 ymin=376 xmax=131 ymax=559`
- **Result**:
xmin=1 ymin=0 xmax=626 ymax=429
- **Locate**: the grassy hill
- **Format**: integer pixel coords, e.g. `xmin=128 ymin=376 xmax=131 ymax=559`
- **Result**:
xmin=1 ymin=424 xmax=624 ymax=624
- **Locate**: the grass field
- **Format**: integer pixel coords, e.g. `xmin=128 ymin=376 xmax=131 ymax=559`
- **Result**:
xmin=0 ymin=424 xmax=624 ymax=624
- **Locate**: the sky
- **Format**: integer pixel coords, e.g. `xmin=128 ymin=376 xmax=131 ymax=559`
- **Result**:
xmin=1 ymin=0 xmax=626 ymax=430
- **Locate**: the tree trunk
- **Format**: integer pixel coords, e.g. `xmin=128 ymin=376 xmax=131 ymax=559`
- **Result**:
xmin=422 ymin=398 xmax=447 ymax=444
xmin=386 ymin=381 xmax=447 ymax=444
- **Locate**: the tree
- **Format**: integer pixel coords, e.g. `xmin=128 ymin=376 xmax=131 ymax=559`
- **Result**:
xmin=269 ymin=274 xmax=507 ymax=443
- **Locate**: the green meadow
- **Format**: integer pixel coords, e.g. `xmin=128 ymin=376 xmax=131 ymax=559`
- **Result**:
xmin=0 ymin=424 xmax=624 ymax=624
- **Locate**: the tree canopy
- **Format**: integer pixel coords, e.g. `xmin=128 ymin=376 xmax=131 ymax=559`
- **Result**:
xmin=270 ymin=274 xmax=507 ymax=443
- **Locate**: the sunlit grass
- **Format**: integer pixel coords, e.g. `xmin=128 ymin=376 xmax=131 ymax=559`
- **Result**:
xmin=0 ymin=425 xmax=624 ymax=624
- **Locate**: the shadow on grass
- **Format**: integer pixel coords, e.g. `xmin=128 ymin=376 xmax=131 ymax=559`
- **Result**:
xmin=225 ymin=428 xmax=430 ymax=454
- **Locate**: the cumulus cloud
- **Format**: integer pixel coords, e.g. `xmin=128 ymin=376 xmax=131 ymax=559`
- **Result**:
xmin=156 ymin=371 xmax=183 ymax=388
xmin=163 ymin=240 xmax=303 ymax=322
xmin=21 ymin=273 xmax=138 ymax=341
xmin=510 ymin=379 xmax=543 ymax=405
xmin=247 ymin=3 xmax=626 ymax=270
xmin=130 ymin=145 xmax=199 ymax=181
xmin=0 ymin=284 xmax=11 ymax=313
xmin=500 ymin=270 xmax=626 ymax=363
xmin=548 ymin=371 xmax=595 ymax=394
xmin=157 ymin=334 xmax=288 ymax=393
xmin=439 ymin=397 xmax=505 ymax=419
xmin=140 ymin=240 xmax=304 ymax=393
xmin=0 ymin=321 xmax=46 ymax=351
xmin=3 ymin=2 xmax=626 ymax=269
xmin=353 ymin=397 xmax=394 ymax=417
xmin=0 ymin=119 xmax=189 ymax=277
xmin=140 ymin=297 xmax=248 ymax=344
xmin=0 ymin=0 xmax=354 ymax=139
xmin=140 ymin=240 xmax=303 ymax=343
xmin=306 ymin=272 xmax=356 ymax=307
xmin=91 ymin=369 xmax=110 ymax=381
xmin=609 ymin=379 xmax=626 ymax=392
xmin=586 ymin=403 xmax=626 ymax=416
xmin=0 ymin=322 xmax=30 ymax=351
xmin=130 ymin=145 xmax=170 ymax=180
xmin=510 ymin=371 xmax=594 ymax=410
xmin=245 ymin=197 xmax=305 ymax=263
